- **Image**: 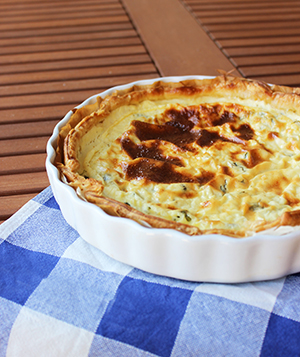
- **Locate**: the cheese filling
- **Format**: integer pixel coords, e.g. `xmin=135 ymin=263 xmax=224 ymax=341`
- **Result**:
xmin=78 ymin=98 xmax=300 ymax=233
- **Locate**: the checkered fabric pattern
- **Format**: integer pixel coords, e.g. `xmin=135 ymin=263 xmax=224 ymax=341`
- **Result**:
xmin=1 ymin=187 xmax=300 ymax=356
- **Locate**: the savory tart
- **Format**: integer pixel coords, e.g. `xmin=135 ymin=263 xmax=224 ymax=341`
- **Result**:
xmin=55 ymin=75 xmax=300 ymax=238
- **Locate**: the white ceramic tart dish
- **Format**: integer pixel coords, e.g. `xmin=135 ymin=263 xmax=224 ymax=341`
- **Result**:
xmin=46 ymin=75 xmax=300 ymax=283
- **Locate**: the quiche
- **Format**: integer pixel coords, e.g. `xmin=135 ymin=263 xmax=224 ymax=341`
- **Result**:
xmin=55 ymin=75 xmax=300 ymax=238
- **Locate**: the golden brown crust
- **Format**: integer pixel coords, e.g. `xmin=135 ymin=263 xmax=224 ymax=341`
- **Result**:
xmin=84 ymin=192 xmax=203 ymax=236
xmin=55 ymin=75 xmax=300 ymax=237
xmin=55 ymin=97 xmax=103 ymax=166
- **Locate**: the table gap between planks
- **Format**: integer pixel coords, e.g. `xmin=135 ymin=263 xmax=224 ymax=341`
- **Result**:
xmin=1 ymin=0 xmax=298 ymax=223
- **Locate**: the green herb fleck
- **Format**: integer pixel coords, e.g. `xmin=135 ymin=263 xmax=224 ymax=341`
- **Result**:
xmin=103 ymin=174 xmax=111 ymax=182
xmin=249 ymin=202 xmax=264 ymax=211
xmin=181 ymin=210 xmax=192 ymax=222
xmin=220 ymin=180 xmax=228 ymax=193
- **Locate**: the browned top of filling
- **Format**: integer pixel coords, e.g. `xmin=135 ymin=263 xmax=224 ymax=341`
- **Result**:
xmin=119 ymin=104 xmax=263 ymax=184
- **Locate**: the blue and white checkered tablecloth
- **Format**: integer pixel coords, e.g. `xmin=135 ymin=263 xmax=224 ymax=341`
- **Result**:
xmin=1 ymin=186 xmax=300 ymax=356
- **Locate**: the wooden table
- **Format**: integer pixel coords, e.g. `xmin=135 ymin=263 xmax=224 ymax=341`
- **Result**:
xmin=1 ymin=0 xmax=299 ymax=223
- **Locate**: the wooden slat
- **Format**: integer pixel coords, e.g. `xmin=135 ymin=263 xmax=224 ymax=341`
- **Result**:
xmin=219 ymin=36 xmax=300 ymax=48
xmin=212 ymin=27 xmax=300 ymax=40
xmin=0 ymin=63 xmax=157 ymax=87
xmin=236 ymin=53 xmax=300 ymax=67
xmin=0 ymin=0 xmax=118 ymax=10
xmin=0 ymin=193 xmax=37 ymax=222
xmin=225 ymin=44 xmax=300 ymax=57
xmin=0 ymin=45 xmax=147 ymax=65
xmin=190 ymin=7 xmax=300 ymax=18
xmin=0 ymin=2 xmax=119 ymax=12
xmin=122 ymin=0 xmax=234 ymax=77
xmin=0 ymin=121 xmax=57 ymax=140
xmin=0 ymin=3 xmax=123 ymax=21
xmin=206 ymin=21 xmax=300 ymax=32
xmin=0 ymin=153 xmax=46 ymax=175
xmin=0 ymin=15 xmax=130 ymax=32
xmin=192 ymin=13 xmax=300 ymax=26
xmin=0 ymin=137 xmax=49 ymax=157
xmin=0 ymin=53 xmax=151 ymax=76
xmin=0 ymin=29 xmax=137 ymax=47
xmin=0 ymin=10 xmax=125 ymax=25
xmin=0 ymin=73 xmax=159 ymax=110
xmin=185 ymin=0 xmax=299 ymax=3
xmin=239 ymin=63 xmax=300 ymax=77
xmin=244 ymin=74 xmax=300 ymax=87
xmin=185 ymin=0 xmax=300 ymax=5
xmin=0 ymin=22 xmax=133 ymax=39
xmin=184 ymin=1 xmax=300 ymax=10
xmin=0 ymin=105 xmax=72 ymax=125
xmin=0 ymin=171 xmax=49 ymax=196
xmin=0 ymin=37 xmax=141 ymax=55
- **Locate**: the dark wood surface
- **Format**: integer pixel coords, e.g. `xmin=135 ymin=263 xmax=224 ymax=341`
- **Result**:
xmin=183 ymin=0 xmax=300 ymax=86
xmin=1 ymin=0 xmax=299 ymax=223
xmin=0 ymin=0 xmax=158 ymax=223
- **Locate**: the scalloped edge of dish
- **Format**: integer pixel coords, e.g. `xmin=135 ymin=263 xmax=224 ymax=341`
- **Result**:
xmin=46 ymin=75 xmax=300 ymax=283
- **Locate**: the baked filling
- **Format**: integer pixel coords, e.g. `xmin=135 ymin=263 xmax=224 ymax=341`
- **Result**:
xmin=56 ymin=76 xmax=300 ymax=237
